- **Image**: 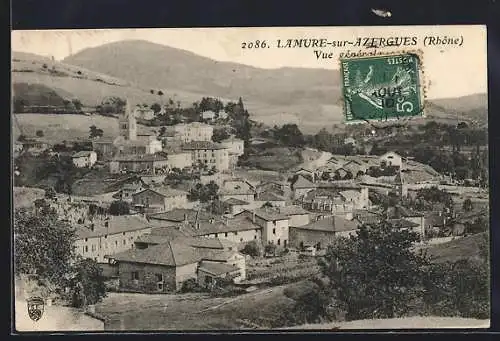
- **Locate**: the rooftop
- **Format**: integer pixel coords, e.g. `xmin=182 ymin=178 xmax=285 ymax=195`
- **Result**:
xmin=133 ymin=187 xmax=188 ymax=198
xmin=295 ymin=215 xmax=358 ymax=233
xmin=224 ymin=198 xmax=250 ymax=206
xmin=250 ymin=207 xmax=289 ymax=221
xmin=111 ymin=153 xmax=168 ymax=162
xmin=148 ymin=209 xmax=217 ymax=223
xmin=75 ymin=215 xmax=152 ymax=239
xmin=276 ymin=205 xmax=310 ymax=216
xmin=198 ymin=261 xmax=239 ymax=276
xmin=72 ymin=150 xmax=95 ymax=158
xmin=182 ymin=141 xmax=227 ymax=150
xmin=293 ymin=175 xmax=316 ymax=189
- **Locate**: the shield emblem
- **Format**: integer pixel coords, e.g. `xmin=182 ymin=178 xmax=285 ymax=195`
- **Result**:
xmin=26 ymin=296 xmax=45 ymax=322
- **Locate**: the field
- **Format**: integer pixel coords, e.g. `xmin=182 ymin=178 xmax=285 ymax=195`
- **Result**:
xmin=13 ymin=186 xmax=45 ymax=208
xmin=419 ymin=232 xmax=488 ymax=264
xmin=96 ymin=285 xmax=295 ymax=330
xmin=12 ymin=113 xmax=155 ymax=142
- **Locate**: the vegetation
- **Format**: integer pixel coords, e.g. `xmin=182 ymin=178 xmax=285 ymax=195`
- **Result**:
xmin=241 ymin=241 xmax=262 ymax=257
xmin=212 ymin=127 xmax=230 ymax=143
xmin=188 ymin=181 xmax=219 ymax=203
xmin=281 ymin=220 xmax=490 ymax=326
xmin=14 ymin=204 xmax=107 ymax=307
xmin=108 ymin=200 xmax=130 ymax=215
xmin=89 ymin=125 xmax=104 ymax=139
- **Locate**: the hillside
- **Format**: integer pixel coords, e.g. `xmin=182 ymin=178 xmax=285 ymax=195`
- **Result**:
xmin=12 ymin=41 xmax=488 ymax=133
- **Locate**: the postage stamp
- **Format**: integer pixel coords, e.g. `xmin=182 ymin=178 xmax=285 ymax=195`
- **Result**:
xmin=340 ymin=52 xmax=425 ymax=123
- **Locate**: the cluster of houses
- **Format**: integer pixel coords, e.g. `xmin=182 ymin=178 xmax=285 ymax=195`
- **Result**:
xmin=16 ymin=99 xmax=466 ymax=295
xmin=87 ymin=100 xmax=244 ymax=174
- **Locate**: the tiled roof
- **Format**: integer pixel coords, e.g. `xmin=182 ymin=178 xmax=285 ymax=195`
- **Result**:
xmin=192 ymin=215 xmax=261 ymax=236
xmin=75 ymin=215 xmax=152 ymax=239
xmin=72 ymin=150 xmax=95 ymax=158
xmin=224 ymin=198 xmax=250 ymax=205
xmin=295 ymin=215 xmax=358 ymax=233
xmin=198 ymin=261 xmax=239 ymax=276
xmin=293 ymin=175 xmax=316 ymax=189
xmin=256 ymin=191 xmax=285 ymax=202
xmin=250 ymin=208 xmax=289 ymax=221
xmin=148 ymin=209 xmax=217 ymax=223
xmin=388 ymin=218 xmax=420 ymax=229
xmin=220 ymin=180 xmax=255 ymax=195
xmin=133 ymin=187 xmax=188 ymax=198
xmin=182 ymin=141 xmax=227 ymax=150
xmin=112 ymin=240 xmax=200 ymax=266
xmin=276 ymin=205 xmax=310 ymax=216
xmin=111 ymin=153 xmax=168 ymax=162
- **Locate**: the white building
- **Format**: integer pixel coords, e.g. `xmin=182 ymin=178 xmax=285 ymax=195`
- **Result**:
xmin=202 ymin=110 xmax=216 ymax=121
xmin=163 ymin=146 xmax=193 ymax=170
xmin=173 ymin=122 xmax=213 ymax=143
xmin=220 ymin=137 xmax=245 ymax=157
xmin=72 ymin=150 xmax=97 ymax=168
xmin=182 ymin=141 xmax=229 ymax=171
xmin=380 ymin=151 xmax=403 ymax=168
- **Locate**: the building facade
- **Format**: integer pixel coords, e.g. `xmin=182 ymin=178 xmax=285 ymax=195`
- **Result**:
xmin=72 ymin=151 xmax=97 ymax=168
xmin=182 ymin=141 xmax=229 ymax=171
xmin=132 ymin=187 xmax=189 ymax=213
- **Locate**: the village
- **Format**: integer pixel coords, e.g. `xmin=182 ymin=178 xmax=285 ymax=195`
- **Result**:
xmin=13 ymin=95 xmax=489 ymax=305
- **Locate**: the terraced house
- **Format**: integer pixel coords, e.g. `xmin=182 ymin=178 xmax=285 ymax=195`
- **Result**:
xmin=109 ymin=235 xmax=246 ymax=292
xmin=74 ymin=214 xmax=153 ymax=264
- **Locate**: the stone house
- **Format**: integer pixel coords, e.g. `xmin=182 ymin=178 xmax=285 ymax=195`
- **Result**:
xmin=289 ymin=214 xmax=358 ymax=250
xmin=219 ymin=179 xmax=256 ymax=203
xmin=292 ymin=175 xmax=317 ymax=200
xmin=71 ymin=150 xmax=97 ymax=168
xmin=132 ymin=187 xmax=189 ymax=213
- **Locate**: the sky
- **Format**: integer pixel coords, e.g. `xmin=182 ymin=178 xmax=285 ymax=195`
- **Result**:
xmin=12 ymin=26 xmax=487 ymax=99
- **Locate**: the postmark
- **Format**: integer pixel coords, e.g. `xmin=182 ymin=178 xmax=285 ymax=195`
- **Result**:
xmin=340 ymin=51 xmax=425 ymax=124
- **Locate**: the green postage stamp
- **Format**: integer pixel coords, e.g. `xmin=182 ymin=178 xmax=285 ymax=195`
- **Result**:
xmin=340 ymin=52 xmax=425 ymax=123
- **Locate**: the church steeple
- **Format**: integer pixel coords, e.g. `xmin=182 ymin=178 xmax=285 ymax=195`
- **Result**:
xmin=118 ymin=99 xmax=137 ymax=141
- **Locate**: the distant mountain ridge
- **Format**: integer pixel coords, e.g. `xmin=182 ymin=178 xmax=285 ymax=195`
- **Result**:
xmin=12 ymin=40 xmax=488 ymax=132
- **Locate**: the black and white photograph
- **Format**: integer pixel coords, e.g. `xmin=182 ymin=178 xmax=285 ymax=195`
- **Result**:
xmin=12 ymin=26 xmax=490 ymax=331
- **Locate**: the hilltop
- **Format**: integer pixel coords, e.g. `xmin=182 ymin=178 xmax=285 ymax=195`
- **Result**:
xmin=12 ymin=41 xmax=488 ymax=133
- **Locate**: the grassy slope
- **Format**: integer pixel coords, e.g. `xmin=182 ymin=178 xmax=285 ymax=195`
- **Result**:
xmin=12 ymin=114 xmax=156 ymax=142
xmin=422 ymin=232 xmax=488 ymax=264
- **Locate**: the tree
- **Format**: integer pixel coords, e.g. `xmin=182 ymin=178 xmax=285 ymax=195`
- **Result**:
xmin=72 ymin=98 xmax=83 ymax=111
xmin=151 ymin=102 xmax=162 ymax=114
xmin=108 ymin=200 xmax=130 ymax=215
xmin=241 ymin=241 xmax=261 ymax=257
xmin=89 ymin=125 xmax=104 ymax=139
xmin=157 ymin=90 xmax=164 ymax=96
xmin=44 ymin=187 xmax=57 ymax=200
xmin=68 ymin=258 xmax=107 ymax=308
xmin=36 ymin=130 xmax=44 ymax=137
xmin=264 ymin=243 xmax=277 ymax=257
xmin=212 ymin=128 xmax=230 ymax=143
xmin=319 ymin=222 xmax=428 ymax=321
xmin=14 ymin=207 xmax=76 ymax=289
xmin=274 ymin=124 xmax=305 ymax=147
xmin=188 ymin=182 xmax=219 ymax=203
xmin=462 ymin=198 xmax=473 ymax=212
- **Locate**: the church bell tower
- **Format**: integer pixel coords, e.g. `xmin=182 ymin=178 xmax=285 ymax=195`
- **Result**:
xmin=118 ymin=99 xmax=137 ymax=141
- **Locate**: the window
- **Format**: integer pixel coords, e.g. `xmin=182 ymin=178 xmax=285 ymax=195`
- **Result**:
xmin=131 ymin=271 xmax=139 ymax=280
xmin=272 ymin=228 xmax=276 ymax=235
xmin=115 ymin=241 xmax=118 ymax=247
xmin=91 ymin=245 xmax=96 ymax=252
xmin=85 ymin=245 xmax=88 ymax=252
xmin=123 ymin=232 xmax=126 ymax=236
xmin=215 ymin=233 xmax=218 ymax=238
xmin=254 ymin=235 xmax=257 ymax=240
xmin=240 ymin=238 xmax=243 ymax=242
xmin=85 ymin=238 xmax=88 ymax=242
xmin=225 ymin=232 xmax=228 ymax=237
xmin=123 ymin=239 xmax=126 ymax=245
xmin=104 ymin=235 xmax=107 ymax=239
xmin=234 ymin=231 xmax=238 ymax=236
xmin=277 ymin=239 xmax=281 ymax=246
xmin=156 ymin=273 xmax=164 ymax=291
xmin=82 ymin=246 xmax=85 ymax=253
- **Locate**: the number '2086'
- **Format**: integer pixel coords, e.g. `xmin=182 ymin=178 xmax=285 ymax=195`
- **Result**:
xmin=241 ymin=40 xmax=268 ymax=48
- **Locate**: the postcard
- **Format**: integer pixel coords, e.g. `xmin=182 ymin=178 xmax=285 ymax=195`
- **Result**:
xmin=11 ymin=25 xmax=489 ymax=332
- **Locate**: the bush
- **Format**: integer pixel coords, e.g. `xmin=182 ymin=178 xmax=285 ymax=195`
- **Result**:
xmin=241 ymin=241 xmax=262 ymax=257
xmin=108 ymin=200 xmax=130 ymax=215
xmin=180 ymin=278 xmax=202 ymax=293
